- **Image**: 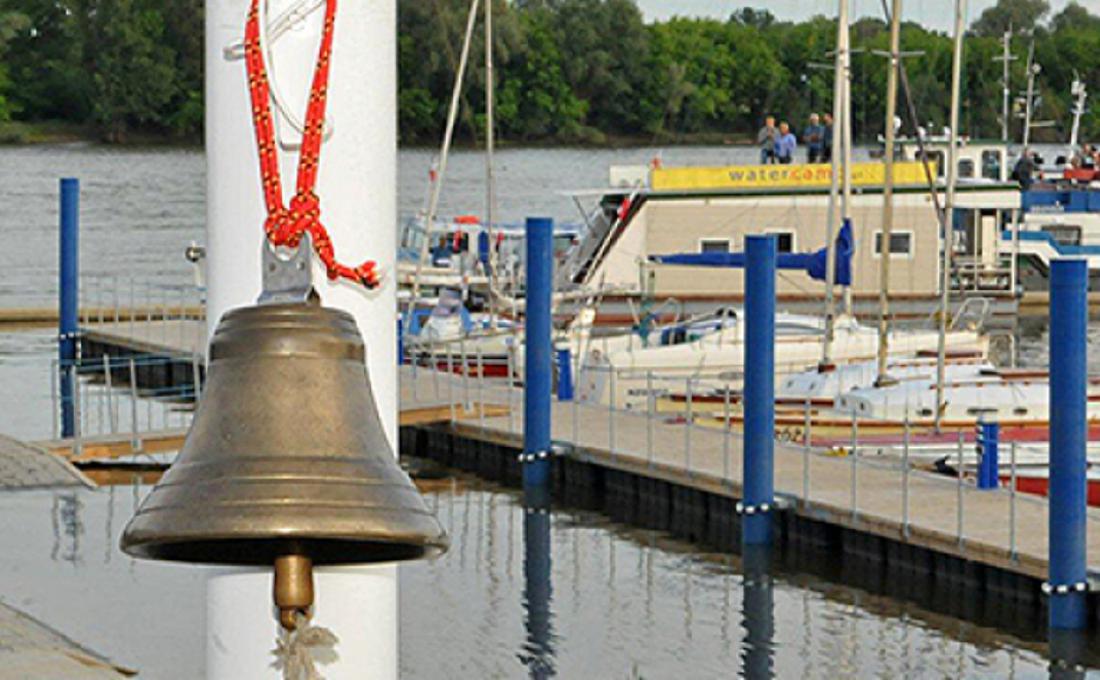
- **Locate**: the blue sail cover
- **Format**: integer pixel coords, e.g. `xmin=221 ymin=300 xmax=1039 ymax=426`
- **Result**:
xmin=649 ymin=220 xmax=853 ymax=286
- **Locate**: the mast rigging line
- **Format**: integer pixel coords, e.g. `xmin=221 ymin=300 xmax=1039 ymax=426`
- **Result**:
xmin=408 ymin=0 xmax=482 ymax=317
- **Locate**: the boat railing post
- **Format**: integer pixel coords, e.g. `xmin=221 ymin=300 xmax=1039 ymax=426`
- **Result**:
xmin=102 ymin=354 xmax=116 ymax=434
xmin=129 ymin=275 xmax=136 ymax=339
xmin=507 ymin=341 xmax=516 ymax=435
xmin=850 ymin=408 xmax=858 ymax=521
xmin=723 ymin=386 xmax=732 ymax=485
xmin=1009 ymin=440 xmax=1017 ymax=561
xmin=476 ymin=345 xmax=485 ymax=428
xmin=803 ymin=397 xmax=811 ymax=505
xmin=902 ymin=415 xmax=910 ymax=539
xmin=646 ymin=370 xmax=655 ymax=469
xmin=178 ymin=285 xmax=186 ymax=348
xmin=71 ymin=370 xmax=82 ymax=459
xmin=447 ymin=351 xmax=456 ymax=422
xmin=684 ymin=376 xmax=693 ymax=477
xmin=608 ymin=366 xmax=616 ymax=459
xmin=956 ymin=430 xmax=965 ymax=548
xmin=431 ymin=341 xmax=440 ymax=398
xmin=50 ymin=360 xmax=59 ymax=441
xmin=129 ymin=357 xmax=141 ymax=451
xmin=461 ymin=336 xmax=470 ymax=411
xmin=571 ymin=363 xmax=579 ymax=445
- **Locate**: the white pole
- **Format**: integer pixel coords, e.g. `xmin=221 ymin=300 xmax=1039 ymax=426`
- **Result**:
xmin=876 ymin=0 xmax=901 ymax=386
xmin=821 ymin=0 xmax=849 ymax=370
xmin=841 ymin=42 xmax=854 ymax=316
xmin=484 ymin=0 xmax=500 ymax=326
xmin=205 ymin=1 xmax=398 ymax=678
xmin=935 ymin=0 xmax=965 ymax=431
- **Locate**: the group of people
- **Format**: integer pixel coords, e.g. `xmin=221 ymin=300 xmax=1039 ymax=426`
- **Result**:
xmin=756 ymin=113 xmax=834 ymax=165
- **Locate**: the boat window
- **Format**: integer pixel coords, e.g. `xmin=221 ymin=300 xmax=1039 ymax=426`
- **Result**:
xmin=1042 ymin=224 xmax=1082 ymax=246
xmin=774 ymin=322 xmax=822 ymax=336
xmin=873 ymin=231 xmax=913 ymax=257
xmin=981 ymin=150 xmax=1002 ymax=180
xmin=958 ymin=158 xmax=975 ymax=178
xmin=766 ymin=231 xmax=795 ymax=253
xmin=699 ymin=239 xmax=730 ymax=254
xmin=923 ymin=151 xmax=945 ymax=178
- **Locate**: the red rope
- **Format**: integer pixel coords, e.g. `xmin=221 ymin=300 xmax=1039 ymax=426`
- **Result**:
xmin=243 ymin=0 xmax=380 ymax=289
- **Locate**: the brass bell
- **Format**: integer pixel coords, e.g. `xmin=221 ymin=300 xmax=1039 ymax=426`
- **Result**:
xmin=121 ymin=301 xmax=447 ymax=629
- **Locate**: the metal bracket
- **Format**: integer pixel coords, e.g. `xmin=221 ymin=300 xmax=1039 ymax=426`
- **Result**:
xmin=258 ymin=235 xmax=313 ymax=305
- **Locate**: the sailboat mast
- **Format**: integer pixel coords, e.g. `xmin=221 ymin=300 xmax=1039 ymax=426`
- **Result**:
xmin=876 ymin=0 xmax=902 ymax=386
xmin=935 ymin=0 xmax=966 ymax=430
xmin=409 ymin=0 xmax=482 ymax=313
xmin=841 ymin=50 xmax=854 ymax=315
xmin=820 ymin=0 xmax=849 ymax=370
xmin=993 ymin=29 xmax=1015 ymax=143
xmin=485 ymin=0 xmax=499 ymax=322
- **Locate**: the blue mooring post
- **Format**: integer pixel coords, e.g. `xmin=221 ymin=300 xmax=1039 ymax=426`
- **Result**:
xmin=1048 ymin=258 xmax=1088 ymax=630
xmin=976 ymin=417 xmax=999 ymax=490
xmin=59 ymin=178 xmax=79 ymax=438
xmin=742 ymin=235 xmax=776 ymax=546
xmin=523 ymin=217 xmax=554 ymax=488
xmin=556 ymin=347 xmax=573 ymax=402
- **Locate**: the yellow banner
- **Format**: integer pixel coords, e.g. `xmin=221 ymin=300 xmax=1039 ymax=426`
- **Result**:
xmin=651 ymin=160 xmax=933 ymax=191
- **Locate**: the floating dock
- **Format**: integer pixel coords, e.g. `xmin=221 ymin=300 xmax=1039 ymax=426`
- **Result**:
xmin=398 ymin=365 xmax=1100 ymax=629
xmin=39 ymin=316 xmax=1100 ymax=630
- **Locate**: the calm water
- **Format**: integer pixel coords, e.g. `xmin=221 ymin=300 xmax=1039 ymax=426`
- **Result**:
xmin=0 ymin=477 xmax=1073 ymax=679
xmin=0 ymin=144 xmax=1096 ymax=678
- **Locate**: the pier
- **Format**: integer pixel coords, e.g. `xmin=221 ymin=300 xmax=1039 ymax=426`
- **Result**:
xmin=35 ymin=313 xmax=1100 ymax=629
xmin=397 ymin=363 xmax=1100 ymax=627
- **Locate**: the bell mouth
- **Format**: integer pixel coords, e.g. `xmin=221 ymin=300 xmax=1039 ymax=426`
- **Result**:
xmin=122 ymin=536 xmax=446 ymax=567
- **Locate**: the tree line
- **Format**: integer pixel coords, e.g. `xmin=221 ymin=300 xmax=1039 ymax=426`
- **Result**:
xmin=1 ymin=0 xmax=1097 ymax=145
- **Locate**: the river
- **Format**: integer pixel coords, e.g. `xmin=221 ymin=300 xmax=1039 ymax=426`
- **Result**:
xmin=0 ymin=144 xmax=1095 ymax=678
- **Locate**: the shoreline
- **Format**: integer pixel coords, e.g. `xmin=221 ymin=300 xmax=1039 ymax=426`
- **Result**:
xmin=1 ymin=120 xmax=760 ymax=150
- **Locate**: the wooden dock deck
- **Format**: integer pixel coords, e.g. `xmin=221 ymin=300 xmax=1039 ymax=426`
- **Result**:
xmin=399 ymin=365 xmax=1100 ymax=599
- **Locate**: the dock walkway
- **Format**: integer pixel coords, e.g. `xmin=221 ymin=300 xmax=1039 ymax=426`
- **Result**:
xmin=400 ymin=365 xmax=1100 ymax=595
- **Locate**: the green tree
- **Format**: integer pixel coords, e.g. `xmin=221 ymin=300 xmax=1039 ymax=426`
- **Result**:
xmin=0 ymin=9 xmax=30 ymax=120
xmin=85 ymin=0 xmax=178 ymax=141
xmin=971 ymin=0 xmax=1049 ymax=36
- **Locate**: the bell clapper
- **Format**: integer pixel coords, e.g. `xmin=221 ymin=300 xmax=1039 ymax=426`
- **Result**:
xmin=274 ymin=554 xmax=315 ymax=631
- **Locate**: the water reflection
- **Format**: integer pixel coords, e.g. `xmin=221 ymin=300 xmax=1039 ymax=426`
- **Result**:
xmin=740 ymin=545 xmax=775 ymax=680
xmin=520 ymin=485 xmax=556 ymax=678
xmin=50 ymin=492 xmax=83 ymax=565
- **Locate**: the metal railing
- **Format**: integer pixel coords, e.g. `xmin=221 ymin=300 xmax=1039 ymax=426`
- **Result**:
xmin=78 ymin=272 xmax=206 ymax=351
xmin=50 ymin=354 xmax=200 ymax=456
xmin=401 ymin=347 xmax=1100 ymax=562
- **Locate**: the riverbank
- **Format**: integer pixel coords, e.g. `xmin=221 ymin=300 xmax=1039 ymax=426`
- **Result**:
xmin=0 ymin=120 xmax=757 ymax=149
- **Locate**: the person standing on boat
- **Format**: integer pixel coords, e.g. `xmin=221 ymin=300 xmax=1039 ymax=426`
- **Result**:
xmin=804 ymin=113 xmax=825 ymax=163
xmin=1012 ymin=148 xmax=1036 ymax=191
xmin=757 ymin=116 xmax=779 ymax=164
xmin=822 ymin=113 xmax=834 ymax=163
xmin=775 ymin=122 xmax=797 ymax=164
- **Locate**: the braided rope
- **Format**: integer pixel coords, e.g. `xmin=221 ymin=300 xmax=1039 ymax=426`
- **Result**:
xmin=244 ymin=0 xmax=379 ymax=288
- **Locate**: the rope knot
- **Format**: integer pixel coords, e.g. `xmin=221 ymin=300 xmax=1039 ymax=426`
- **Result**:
xmin=245 ymin=0 xmax=383 ymax=291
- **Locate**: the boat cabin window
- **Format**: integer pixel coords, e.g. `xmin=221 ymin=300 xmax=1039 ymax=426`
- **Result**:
xmin=699 ymin=239 xmax=730 ymax=254
xmin=873 ymin=231 xmax=913 ymax=257
xmin=923 ymin=150 xmax=945 ymax=178
xmin=958 ymin=158 xmax=975 ymax=178
xmin=981 ymin=150 xmax=1003 ymax=180
xmin=1042 ymin=224 xmax=1082 ymax=246
xmin=766 ymin=231 xmax=795 ymax=253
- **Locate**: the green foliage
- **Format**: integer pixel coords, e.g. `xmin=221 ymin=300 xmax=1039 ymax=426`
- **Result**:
xmin=2 ymin=0 xmax=1100 ymax=144
xmin=971 ymin=0 xmax=1050 ymax=37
